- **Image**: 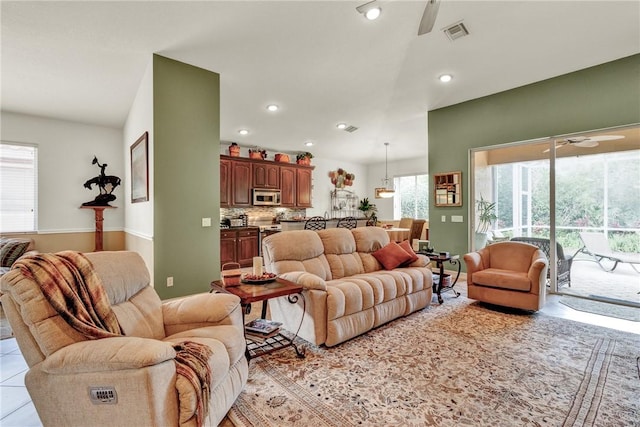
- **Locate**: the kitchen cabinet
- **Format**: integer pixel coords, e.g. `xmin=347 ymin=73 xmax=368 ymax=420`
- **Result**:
xmin=252 ymin=162 xmax=280 ymax=189
xmin=296 ymin=167 xmax=313 ymax=207
xmin=280 ymin=166 xmax=296 ymax=207
xmin=220 ymin=228 xmax=259 ymax=268
xmin=220 ymin=159 xmax=231 ymax=207
xmin=220 ymin=155 xmax=313 ymax=208
xmin=237 ymin=229 xmax=259 ymax=266
xmin=231 ymin=160 xmax=252 ymax=206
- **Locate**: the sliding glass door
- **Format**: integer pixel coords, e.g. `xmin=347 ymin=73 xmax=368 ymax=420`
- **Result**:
xmin=470 ymin=124 xmax=639 ymax=307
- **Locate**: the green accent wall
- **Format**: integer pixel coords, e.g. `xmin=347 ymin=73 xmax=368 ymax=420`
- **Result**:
xmin=428 ymin=54 xmax=640 ymax=265
xmin=153 ymin=54 xmax=220 ymax=299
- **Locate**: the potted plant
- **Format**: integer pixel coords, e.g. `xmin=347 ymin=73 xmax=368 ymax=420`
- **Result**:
xmin=475 ymin=195 xmax=497 ymax=248
xmin=358 ymin=197 xmax=378 ymax=219
xmin=249 ymin=148 xmax=267 ymax=160
xmin=296 ymin=152 xmax=313 ymax=165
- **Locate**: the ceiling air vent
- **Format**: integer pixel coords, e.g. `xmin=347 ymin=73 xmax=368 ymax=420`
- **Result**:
xmin=443 ymin=21 xmax=469 ymax=41
xmin=344 ymin=125 xmax=358 ymax=133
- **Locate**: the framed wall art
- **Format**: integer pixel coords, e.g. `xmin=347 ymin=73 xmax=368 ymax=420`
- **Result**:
xmin=130 ymin=132 xmax=149 ymax=203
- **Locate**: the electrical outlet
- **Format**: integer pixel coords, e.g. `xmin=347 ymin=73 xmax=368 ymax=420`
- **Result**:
xmin=167 ymin=277 xmax=174 ymax=287
xmin=202 ymin=217 xmax=211 ymax=227
xmin=441 ymin=215 xmax=446 ymax=222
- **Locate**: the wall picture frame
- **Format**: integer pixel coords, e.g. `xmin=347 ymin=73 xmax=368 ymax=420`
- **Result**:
xmin=130 ymin=132 xmax=149 ymax=203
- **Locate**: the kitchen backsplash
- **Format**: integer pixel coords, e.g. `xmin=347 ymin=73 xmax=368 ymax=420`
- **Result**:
xmin=221 ymin=206 xmax=306 ymax=222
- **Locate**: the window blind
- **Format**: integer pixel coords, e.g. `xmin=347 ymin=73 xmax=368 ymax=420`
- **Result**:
xmin=0 ymin=142 xmax=37 ymax=232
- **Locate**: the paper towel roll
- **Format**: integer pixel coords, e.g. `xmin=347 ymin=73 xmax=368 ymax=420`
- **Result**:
xmin=253 ymin=257 xmax=263 ymax=276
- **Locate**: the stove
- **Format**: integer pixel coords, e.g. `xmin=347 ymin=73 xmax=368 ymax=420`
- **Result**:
xmin=249 ymin=216 xmax=282 ymax=232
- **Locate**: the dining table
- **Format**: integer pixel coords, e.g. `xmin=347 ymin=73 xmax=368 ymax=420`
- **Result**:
xmin=385 ymin=227 xmax=410 ymax=243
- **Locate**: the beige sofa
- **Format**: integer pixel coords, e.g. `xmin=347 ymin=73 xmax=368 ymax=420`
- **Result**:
xmin=261 ymin=227 xmax=433 ymax=347
xmin=463 ymin=241 xmax=548 ymax=311
xmin=0 ymin=251 xmax=248 ymax=427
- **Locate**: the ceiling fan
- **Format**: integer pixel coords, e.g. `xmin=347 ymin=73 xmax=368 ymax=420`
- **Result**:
xmin=543 ymin=135 xmax=625 ymax=152
xmin=417 ymin=0 xmax=441 ymax=35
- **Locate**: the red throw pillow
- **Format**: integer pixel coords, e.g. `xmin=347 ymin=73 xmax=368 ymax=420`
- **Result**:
xmin=398 ymin=240 xmax=419 ymax=266
xmin=372 ymin=241 xmax=414 ymax=270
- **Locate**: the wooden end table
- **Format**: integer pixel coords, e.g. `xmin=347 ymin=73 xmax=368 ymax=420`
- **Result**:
xmin=418 ymin=252 xmax=462 ymax=304
xmin=210 ymin=277 xmax=306 ymax=359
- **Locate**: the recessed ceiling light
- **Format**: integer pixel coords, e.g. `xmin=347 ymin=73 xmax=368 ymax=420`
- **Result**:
xmin=336 ymin=123 xmax=347 ymax=130
xmin=357 ymin=1 xmax=382 ymax=20
xmin=238 ymin=129 xmax=249 ymax=135
xmin=266 ymin=104 xmax=279 ymax=112
xmin=305 ymin=141 xmax=314 ymax=147
xmin=365 ymin=7 xmax=381 ymax=20
xmin=439 ymin=74 xmax=453 ymax=83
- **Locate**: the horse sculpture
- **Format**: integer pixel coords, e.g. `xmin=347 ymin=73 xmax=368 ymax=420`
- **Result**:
xmin=82 ymin=156 xmax=121 ymax=206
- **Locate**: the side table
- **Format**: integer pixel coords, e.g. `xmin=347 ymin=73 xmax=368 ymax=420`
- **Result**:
xmin=210 ymin=278 xmax=306 ymax=360
xmin=418 ymin=252 xmax=462 ymax=304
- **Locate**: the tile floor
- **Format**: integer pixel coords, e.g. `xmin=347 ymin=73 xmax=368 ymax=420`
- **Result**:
xmin=1 ymin=293 xmax=638 ymax=426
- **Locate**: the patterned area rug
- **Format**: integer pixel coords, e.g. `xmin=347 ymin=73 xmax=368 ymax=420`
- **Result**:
xmin=228 ymin=287 xmax=640 ymax=426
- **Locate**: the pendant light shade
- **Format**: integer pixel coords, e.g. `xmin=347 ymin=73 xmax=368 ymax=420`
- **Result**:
xmin=378 ymin=143 xmax=395 ymax=198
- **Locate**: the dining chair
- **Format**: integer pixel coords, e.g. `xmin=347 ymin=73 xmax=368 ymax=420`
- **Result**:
xmin=409 ymin=219 xmax=426 ymax=242
xmin=398 ymin=217 xmax=414 ymax=229
xmin=366 ymin=215 xmax=378 ymax=227
xmin=304 ymin=216 xmax=327 ymax=230
xmin=336 ymin=216 xmax=357 ymax=230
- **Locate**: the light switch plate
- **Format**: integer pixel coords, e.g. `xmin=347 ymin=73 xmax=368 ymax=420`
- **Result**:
xmin=451 ymin=215 xmax=463 ymax=223
xmin=202 ymin=217 xmax=212 ymax=227
xmin=441 ymin=215 xmax=446 ymax=222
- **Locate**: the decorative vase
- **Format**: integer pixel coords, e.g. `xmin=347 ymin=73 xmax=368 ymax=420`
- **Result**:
xmin=297 ymin=157 xmax=311 ymax=165
xmin=275 ymin=153 xmax=290 ymax=163
xmin=249 ymin=152 xmax=263 ymax=160
xmin=229 ymin=144 xmax=240 ymax=157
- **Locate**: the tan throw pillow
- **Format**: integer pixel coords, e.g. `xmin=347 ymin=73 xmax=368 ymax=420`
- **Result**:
xmin=372 ymin=241 xmax=413 ymax=270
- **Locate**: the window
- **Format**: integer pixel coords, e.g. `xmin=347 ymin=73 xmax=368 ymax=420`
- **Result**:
xmin=0 ymin=143 xmax=37 ymax=232
xmin=393 ymin=174 xmax=428 ymax=220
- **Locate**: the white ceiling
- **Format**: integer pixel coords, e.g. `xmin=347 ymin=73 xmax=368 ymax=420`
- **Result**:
xmin=2 ymin=1 xmax=639 ymax=164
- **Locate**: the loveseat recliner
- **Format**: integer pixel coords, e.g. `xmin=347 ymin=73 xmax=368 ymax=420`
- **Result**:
xmin=261 ymin=227 xmax=433 ymax=347
xmin=0 ymin=250 xmax=248 ymax=427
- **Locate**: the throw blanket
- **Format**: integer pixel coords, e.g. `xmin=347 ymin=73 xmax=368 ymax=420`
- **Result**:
xmin=14 ymin=251 xmax=213 ymax=426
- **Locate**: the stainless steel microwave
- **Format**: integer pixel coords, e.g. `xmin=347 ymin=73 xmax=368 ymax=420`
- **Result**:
xmin=253 ymin=189 xmax=281 ymax=206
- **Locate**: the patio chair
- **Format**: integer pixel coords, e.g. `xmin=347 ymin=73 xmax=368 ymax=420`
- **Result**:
xmin=336 ymin=216 xmax=357 ymax=230
xmin=511 ymin=237 xmax=573 ymax=288
xmin=304 ymin=216 xmax=327 ymax=231
xmin=576 ymin=232 xmax=640 ymax=273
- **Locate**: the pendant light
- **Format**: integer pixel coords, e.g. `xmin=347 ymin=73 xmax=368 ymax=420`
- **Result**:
xmin=378 ymin=142 xmax=395 ymax=198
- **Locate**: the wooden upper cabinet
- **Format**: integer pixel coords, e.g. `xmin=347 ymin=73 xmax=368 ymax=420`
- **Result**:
xmin=220 ymin=155 xmax=313 ymax=208
xmin=220 ymin=158 xmax=231 ymax=207
xmin=280 ymin=166 xmax=296 ymax=207
xmin=296 ymin=168 xmax=313 ymax=208
xmin=231 ymin=160 xmax=252 ymax=206
xmin=252 ymin=162 xmax=280 ymax=189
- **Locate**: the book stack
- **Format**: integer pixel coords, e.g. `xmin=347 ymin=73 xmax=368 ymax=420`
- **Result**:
xmin=244 ymin=318 xmax=282 ymax=342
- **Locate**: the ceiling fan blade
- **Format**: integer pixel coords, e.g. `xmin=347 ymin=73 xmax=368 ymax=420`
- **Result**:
xmin=573 ymin=140 xmax=599 ymax=148
xmin=417 ymin=0 xmax=440 ymax=35
xmin=543 ymin=143 xmax=565 ymax=153
xmin=589 ymin=135 xmax=624 ymax=142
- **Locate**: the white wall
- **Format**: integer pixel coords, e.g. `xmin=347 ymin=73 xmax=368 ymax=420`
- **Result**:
xmin=123 ymin=60 xmax=154 ymax=240
xmin=366 ymin=156 xmax=428 ymax=220
xmin=1 ymin=111 xmax=124 ymax=233
xmin=307 ymin=156 xmax=369 ymax=218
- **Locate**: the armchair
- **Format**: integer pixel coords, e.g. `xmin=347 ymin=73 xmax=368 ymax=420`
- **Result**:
xmin=463 ymin=241 xmax=548 ymax=311
xmin=0 ymin=251 xmax=248 ymax=427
